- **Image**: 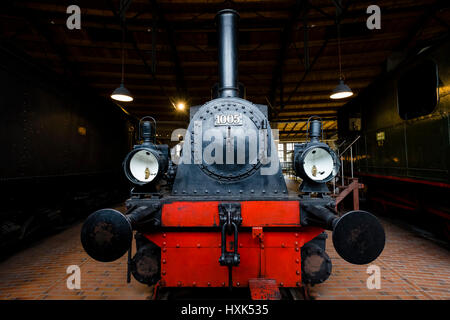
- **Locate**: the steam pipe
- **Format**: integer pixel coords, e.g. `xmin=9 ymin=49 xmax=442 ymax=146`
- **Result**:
xmin=216 ymin=9 xmax=239 ymax=98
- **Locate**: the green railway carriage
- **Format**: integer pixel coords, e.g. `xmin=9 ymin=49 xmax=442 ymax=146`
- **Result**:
xmin=338 ymin=37 xmax=450 ymax=238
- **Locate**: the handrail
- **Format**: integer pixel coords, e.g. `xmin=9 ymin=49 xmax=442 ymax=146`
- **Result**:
xmin=336 ymin=139 xmax=347 ymax=150
xmin=336 ymin=135 xmax=361 ymax=187
xmin=339 ymin=135 xmax=360 ymax=156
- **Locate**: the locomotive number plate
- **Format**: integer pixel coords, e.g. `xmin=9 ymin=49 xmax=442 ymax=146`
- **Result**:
xmin=214 ymin=113 xmax=243 ymax=126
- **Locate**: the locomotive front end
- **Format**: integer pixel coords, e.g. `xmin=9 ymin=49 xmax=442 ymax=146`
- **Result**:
xmin=80 ymin=9 xmax=385 ymax=299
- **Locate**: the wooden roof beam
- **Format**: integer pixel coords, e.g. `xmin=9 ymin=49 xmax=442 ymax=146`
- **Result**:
xmin=107 ymin=0 xmax=173 ymax=107
xmin=272 ymin=0 xmax=354 ymax=119
xmin=269 ymin=0 xmax=308 ymax=117
xmin=148 ymin=0 xmax=187 ymax=100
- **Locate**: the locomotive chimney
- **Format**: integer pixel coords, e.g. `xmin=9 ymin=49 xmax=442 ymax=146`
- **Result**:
xmin=216 ymin=9 xmax=239 ymax=98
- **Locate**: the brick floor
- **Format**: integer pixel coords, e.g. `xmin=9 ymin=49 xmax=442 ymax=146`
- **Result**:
xmin=0 ymin=204 xmax=448 ymax=300
xmin=308 ymin=221 xmax=450 ymax=300
xmin=0 ymin=204 xmax=151 ymax=300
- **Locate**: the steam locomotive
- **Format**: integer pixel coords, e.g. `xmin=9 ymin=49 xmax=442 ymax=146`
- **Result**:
xmin=80 ymin=9 xmax=385 ymax=299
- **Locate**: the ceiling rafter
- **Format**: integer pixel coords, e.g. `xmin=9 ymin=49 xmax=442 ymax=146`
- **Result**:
xmin=3 ymin=0 xmax=449 ymax=141
xmin=6 ymin=2 xmax=79 ymax=81
xmin=148 ymin=0 xmax=187 ymax=100
xmin=268 ymin=0 xmax=308 ymax=117
xmin=107 ymin=0 xmax=174 ymax=109
xmin=397 ymin=0 xmax=448 ymax=53
xmin=271 ymin=0 xmax=355 ymax=121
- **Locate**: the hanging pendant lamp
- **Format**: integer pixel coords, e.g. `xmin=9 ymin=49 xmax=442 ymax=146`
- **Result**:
xmin=330 ymin=79 xmax=353 ymax=99
xmin=330 ymin=17 xmax=353 ymax=100
xmin=111 ymin=25 xmax=133 ymax=102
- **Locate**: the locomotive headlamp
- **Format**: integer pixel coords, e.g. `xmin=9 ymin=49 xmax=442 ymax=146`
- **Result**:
xmin=123 ymin=117 xmax=168 ymax=186
xmin=295 ymin=144 xmax=339 ymax=185
xmin=124 ymin=148 xmax=160 ymax=184
xmin=294 ymin=118 xmax=340 ymax=193
xmin=302 ymin=146 xmax=336 ymax=182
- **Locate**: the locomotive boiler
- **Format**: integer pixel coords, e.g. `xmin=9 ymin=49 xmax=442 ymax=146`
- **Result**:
xmin=80 ymin=9 xmax=385 ymax=299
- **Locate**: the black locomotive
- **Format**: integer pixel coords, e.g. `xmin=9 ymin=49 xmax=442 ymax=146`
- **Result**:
xmin=80 ymin=9 xmax=386 ymax=298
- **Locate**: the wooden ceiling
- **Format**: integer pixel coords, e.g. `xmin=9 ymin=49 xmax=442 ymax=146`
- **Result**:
xmin=2 ymin=0 xmax=449 ymax=142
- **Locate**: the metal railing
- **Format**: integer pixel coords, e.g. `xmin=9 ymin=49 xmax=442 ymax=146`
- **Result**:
xmin=335 ymin=135 xmax=361 ymax=190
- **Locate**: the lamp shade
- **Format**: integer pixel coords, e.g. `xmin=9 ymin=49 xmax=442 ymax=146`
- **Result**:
xmin=111 ymin=84 xmax=134 ymax=102
xmin=330 ymin=79 xmax=353 ymax=99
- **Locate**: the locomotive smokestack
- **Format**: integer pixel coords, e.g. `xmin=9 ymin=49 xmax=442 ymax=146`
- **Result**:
xmin=216 ymin=9 xmax=239 ymax=98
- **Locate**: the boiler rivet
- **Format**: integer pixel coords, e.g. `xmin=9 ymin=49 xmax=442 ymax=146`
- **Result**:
xmin=236 ymin=282 xmax=240 ymax=287
xmin=177 ymin=282 xmax=182 ymax=287
xmin=281 ymin=243 xmax=285 ymax=247
xmin=193 ymin=282 xmax=196 ymax=287
xmin=295 ymin=241 xmax=298 ymax=246
xmin=295 ymin=259 xmax=299 ymax=264
xmin=239 ymin=243 xmax=243 ymax=247
xmin=296 ymin=282 xmax=301 ymax=287
xmin=162 ymin=271 xmax=166 ymax=275
xmin=162 ymin=248 xmax=166 ymax=252
xmin=222 ymin=282 xmax=226 ymax=287
xmin=163 ymin=233 xmax=167 ymax=238
xmin=162 ymin=259 xmax=166 ymax=264
xmin=295 ymin=233 xmax=298 ymax=237
xmin=295 ymin=247 xmax=299 ymax=252
xmin=197 ymin=243 xmax=201 ymax=248
xmin=176 ymin=244 xmax=180 ymax=248
xmin=163 ymin=242 xmax=166 ymax=246
xmin=207 ymin=282 xmax=211 ymax=286
xmin=296 ymin=270 xmax=300 ymax=275
xmin=280 ymin=282 xmax=284 ymax=287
